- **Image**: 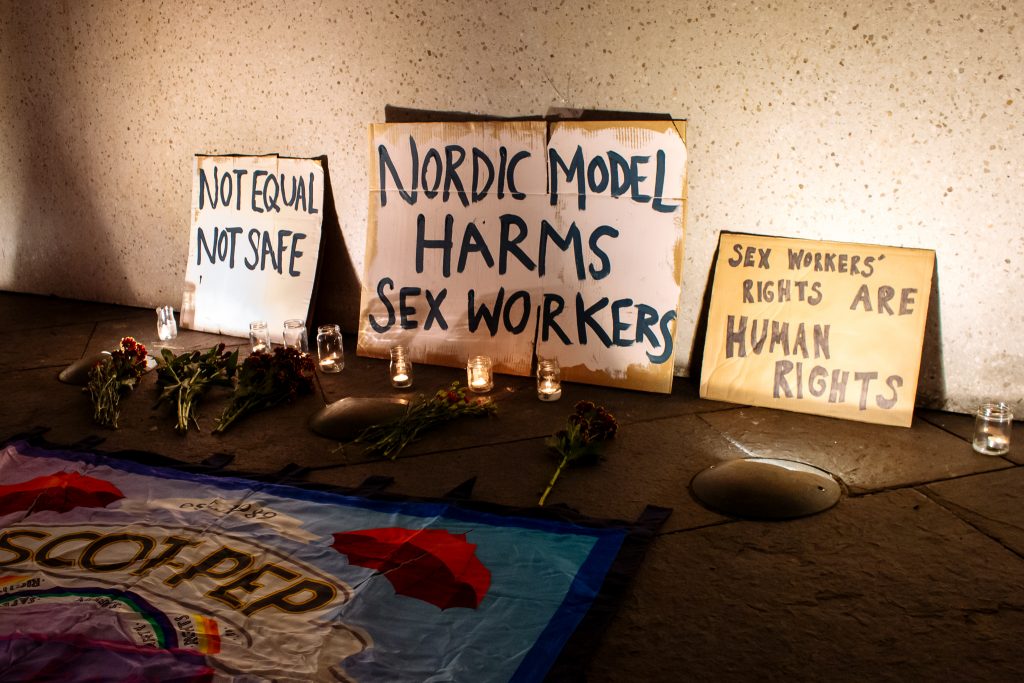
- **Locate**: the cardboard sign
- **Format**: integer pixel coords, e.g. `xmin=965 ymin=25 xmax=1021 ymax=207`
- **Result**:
xmin=181 ymin=155 xmax=324 ymax=342
xmin=699 ymin=233 xmax=935 ymax=427
xmin=358 ymin=121 xmax=687 ymax=393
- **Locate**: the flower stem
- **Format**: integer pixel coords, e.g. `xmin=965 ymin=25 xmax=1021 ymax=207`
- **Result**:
xmin=538 ymin=456 xmax=569 ymax=506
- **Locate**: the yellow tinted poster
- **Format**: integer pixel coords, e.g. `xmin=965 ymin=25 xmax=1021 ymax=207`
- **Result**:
xmin=700 ymin=233 xmax=934 ymax=427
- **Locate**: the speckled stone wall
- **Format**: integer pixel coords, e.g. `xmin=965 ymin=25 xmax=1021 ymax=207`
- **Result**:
xmin=1 ymin=0 xmax=1020 ymax=414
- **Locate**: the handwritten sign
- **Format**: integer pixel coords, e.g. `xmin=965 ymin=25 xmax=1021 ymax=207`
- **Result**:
xmin=699 ymin=233 xmax=935 ymax=427
xmin=357 ymin=121 xmax=687 ymax=393
xmin=181 ymin=155 xmax=324 ymax=341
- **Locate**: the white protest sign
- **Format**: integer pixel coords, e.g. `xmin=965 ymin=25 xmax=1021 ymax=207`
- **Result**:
xmin=358 ymin=121 xmax=687 ymax=393
xmin=182 ymin=155 xmax=324 ymax=342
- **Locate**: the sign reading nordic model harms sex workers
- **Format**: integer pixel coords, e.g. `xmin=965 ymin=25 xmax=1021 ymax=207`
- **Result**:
xmin=357 ymin=121 xmax=687 ymax=393
xmin=699 ymin=233 xmax=935 ymax=427
xmin=182 ymin=155 xmax=324 ymax=341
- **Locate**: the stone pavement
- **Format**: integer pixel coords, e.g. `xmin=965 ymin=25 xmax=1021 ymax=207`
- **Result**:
xmin=1 ymin=291 xmax=1021 ymax=681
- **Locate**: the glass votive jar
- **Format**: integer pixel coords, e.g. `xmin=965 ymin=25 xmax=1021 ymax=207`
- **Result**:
xmin=389 ymin=345 xmax=413 ymax=388
xmin=156 ymin=305 xmax=178 ymax=341
xmin=536 ymin=358 xmax=562 ymax=401
xmin=316 ymin=324 xmax=344 ymax=373
xmin=466 ymin=355 xmax=493 ymax=393
xmin=282 ymin=319 xmax=309 ymax=353
xmin=249 ymin=320 xmax=271 ymax=353
xmin=973 ymin=402 xmax=1013 ymax=456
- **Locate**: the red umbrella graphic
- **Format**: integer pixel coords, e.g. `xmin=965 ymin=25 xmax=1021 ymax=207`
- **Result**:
xmin=331 ymin=527 xmax=491 ymax=610
xmin=0 ymin=471 xmax=125 ymax=516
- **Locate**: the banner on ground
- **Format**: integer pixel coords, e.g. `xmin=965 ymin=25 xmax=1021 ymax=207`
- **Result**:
xmin=0 ymin=441 xmax=636 ymax=681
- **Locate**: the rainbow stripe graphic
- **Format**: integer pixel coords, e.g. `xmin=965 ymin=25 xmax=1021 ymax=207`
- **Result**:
xmin=0 ymin=575 xmax=32 ymax=589
xmin=191 ymin=614 xmax=221 ymax=654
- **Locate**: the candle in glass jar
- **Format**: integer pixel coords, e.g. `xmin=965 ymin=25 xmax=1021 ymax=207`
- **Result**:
xmin=973 ymin=402 xmax=1013 ymax=455
xmin=156 ymin=305 xmax=178 ymax=341
xmin=249 ymin=320 xmax=271 ymax=354
xmin=536 ymin=359 xmax=562 ymax=401
xmin=466 ymin=355 xmax=493 ymax=393
xmin=283 ymin=319 xmax=309 ymax=353
xmin=390 ymin=346 xmax=413 ymax=388
xmin=316 ymin=324 xmax=344 ymax=373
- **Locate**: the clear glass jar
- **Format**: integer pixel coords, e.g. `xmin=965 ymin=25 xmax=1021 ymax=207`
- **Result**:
xmin=973 ymin=402 xmax=1013 ymax=456
xmin=316 ymin=324 xmax=344 ymax=373
xmin=282 ymin=319 xmax=309 ymax=353
xmin=536 ymin=358 xmax=562 ymax=401
xmin=156 ymin=305 xmax=177 ymax=341
xmin=249 ymin=320 xmax=271 ymax=353
xmin=466 ymin=355 xmax=493 ymax=393
xmin=389 ymin=345 xmax=413 ymax=388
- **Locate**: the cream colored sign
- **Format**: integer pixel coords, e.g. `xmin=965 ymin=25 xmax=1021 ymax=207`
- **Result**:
xmin=700 ymin=233 xmax=934 ymax=427
xmin=358 ymin=120 xmax=687 ymax=393
xmin=182 ymin=155 xmax=324 ymax=341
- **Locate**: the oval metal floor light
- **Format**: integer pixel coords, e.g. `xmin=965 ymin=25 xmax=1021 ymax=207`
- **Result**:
xmin=58 ymin=352 xmax=111 ymax=385
xmin=691 ymin=458 xmax=842 ymax=520
xmin=309 ymin=396 xmax=410 ymax=441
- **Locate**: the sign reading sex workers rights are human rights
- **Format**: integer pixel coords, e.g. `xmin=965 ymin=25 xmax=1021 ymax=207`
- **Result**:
xmin=357 ymin=121 xmax=688 ymax=393
xmin=699 ymin=233 xmax=935 ymax=427
xmin=182 ymin=155 xmax=324 ymax=342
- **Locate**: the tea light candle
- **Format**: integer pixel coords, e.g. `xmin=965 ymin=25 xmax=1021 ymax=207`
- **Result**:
xmin=466 ymin=355 xmax=493 ymax=393
xmin=390 ymin=345 xmax=413 ymax=388
xmin=536 ymin=359 xmax=562 ymax=401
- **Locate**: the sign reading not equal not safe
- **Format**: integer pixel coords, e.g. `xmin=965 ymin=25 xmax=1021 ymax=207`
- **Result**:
xmin=357 ymin=120 xmax=688 ymax=393
xmin=181 ymin=155 xmax=324 ymax=342
xmin=699 ymin=233 xmax=935 ymax=427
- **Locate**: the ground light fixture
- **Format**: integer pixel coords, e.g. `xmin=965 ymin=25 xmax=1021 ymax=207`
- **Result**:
xmin=690 ymin=458 xmax=842 ymax=519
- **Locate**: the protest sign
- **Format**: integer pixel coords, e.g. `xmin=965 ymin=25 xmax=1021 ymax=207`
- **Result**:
xmin=699 ymin=233 xmax=935 ymax=427
xmin=358 ymin=120 xmax=687 ymax=393
xmin=181 ymin=155 xmax=324 ymax=342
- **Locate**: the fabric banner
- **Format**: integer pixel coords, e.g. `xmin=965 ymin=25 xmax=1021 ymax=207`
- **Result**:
xmin=0 ymin=441 xmax=658 ymax=682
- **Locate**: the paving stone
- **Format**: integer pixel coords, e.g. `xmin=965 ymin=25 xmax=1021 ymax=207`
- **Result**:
xmin=701 ymin=406 xmax=1011 ymax=493
xmin=0 ymin=292 xmax=136 ymax=330
xmin=924 ymin=467 xmax=1024 ymax=557
xmin=0 ymin=363 xmax=336 ymax=473
xmin=589 ymin=489 xmax=1024 ymax=682
xmin=0 ymin=366 xmax=95 ymax=438
xmin=306 ymin=412 xmax=757 ymax=532
xmin=315 ymin=340 xmax=733 ymax=459
xmin=88 ymin=315 xmax=241 ymax=358
xmin=0 ymin=323 xmax=95 ymax=371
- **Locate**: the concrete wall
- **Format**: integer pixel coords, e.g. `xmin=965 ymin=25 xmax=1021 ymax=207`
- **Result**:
xmin=1 ymin=0 xmax=1021 ymax=414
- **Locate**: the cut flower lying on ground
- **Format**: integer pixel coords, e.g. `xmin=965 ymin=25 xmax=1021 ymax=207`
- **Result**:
xmin=539 ymin=401 xmax=618 ymax=506
xmin=356 ymin=381 xmax=496 ymax=460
